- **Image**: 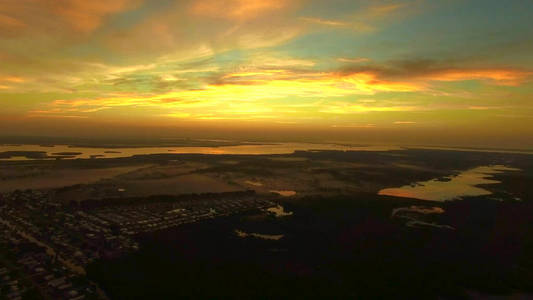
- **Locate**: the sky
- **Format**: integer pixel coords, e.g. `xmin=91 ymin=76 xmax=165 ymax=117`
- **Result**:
xmin=0 ymin=0 xmax=532 ymax=148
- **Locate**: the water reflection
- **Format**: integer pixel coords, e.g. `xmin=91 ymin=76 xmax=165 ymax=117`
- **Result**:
xmin=265 ymin=205 xmax=293 ymax=217
xmin=270 ymin=190 xmax=296 ymax=197
xmin=244 ymin=180 xmax=263 ymax=187
xmin=0 ymin=143 xmax=403 ymax=161
xmin=404 ymin=220 xmax=455 ymax=230
xmin=378 ymin=165 xmax=520 ymax=201
xmin=391 ymin=205 xmax=452 ymax=229
xmin=234 ymin=230 xmax=284 ymax=240
xmin=391 ymin=206 xmax=444 ymax=217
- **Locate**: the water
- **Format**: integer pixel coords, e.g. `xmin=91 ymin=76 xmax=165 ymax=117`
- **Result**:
xmin=270 ymin=190 xmax=297 ymax=197
xmin=266 ymin=205 xmax=293 ymax=217
xmin=391 ymin=206 xmax=444 ymax=217
xmin=0 ymin=143 xmax=403 ymax=161
xmin=234 ymin=229 xmax=284 ymax=240
xmin=378 ymin=165 xmax=520 ymax=201
xmin=391 ymin=206 xmax=452 ymax=229
xmin=244 ymin=180 xmax=263 ymax=187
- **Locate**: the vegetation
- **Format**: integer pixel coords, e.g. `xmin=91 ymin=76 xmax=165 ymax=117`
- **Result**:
xmin=88 ymin=193 xmax=533 ymax=299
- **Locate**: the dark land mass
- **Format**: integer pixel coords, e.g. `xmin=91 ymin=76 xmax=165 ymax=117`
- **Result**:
xmin=0 ymin=151 xmax=49 ymax=159
xmin=1 ymin=148 xmax=532 ymax=299
xmin=51 ymin=152 xmax=83 ymax=156
xmin=87 ymin=193 xmax=533 ymax=299
xmin=406 ymin=145 xmax=533 ymax=153
xmin=82 ymin=149 xmax=533 ymax=299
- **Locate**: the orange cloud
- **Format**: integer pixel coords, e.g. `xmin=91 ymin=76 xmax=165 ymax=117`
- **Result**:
xmin=0 ymin=14 xmax=26 ymax=29
xmin=321 ymin=104 xmax=419 ymax=114
xmin=0 ymin=0 xmax=140 ymax=36
xmin=190 ymin=0 xmax=292 ymax=20
xmin=0 ymin=76 xmax=26 ymax=83
xmin=300 ymin=17 xmax=348 ymax=27
xmin=424 ymin=69 xmax=531 ymax=86
xmin=299 ymin=1 xmax=415 ymax=33
xmin=32 ymin=68 xmax=423 ymax=121
xmin=45 ymin=0 xmax=141 ymax=32
xmin=30 ymin=63 xmax=529 ymax=121
xmin=338 ymin=72 xmax=422 ymax=93
xmin=337 ymin=57 xmax=370 ymax=64
xmin=366 ymin=3 xmax=408 ymax=18
xmin=340 ymin=59 xmax=532 ymax=87
xmin=331 ymin=123 xmax=376 ymax=128
xmin=394 ymin=121 xmax=416 ymax=124
xmin=0 ymin=75 xmax=27 ymax=90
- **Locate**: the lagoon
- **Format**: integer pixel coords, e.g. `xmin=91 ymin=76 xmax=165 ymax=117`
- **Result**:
xmin=378 ymin=165 xmax=520 ymax=201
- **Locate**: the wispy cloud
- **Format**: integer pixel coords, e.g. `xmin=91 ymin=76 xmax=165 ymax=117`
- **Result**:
xmin=300 ymin=17 xmax=349 ymax=27
xmin=337 ymin=57 xmax=370 ymax=64
xmin=339 ymin=59 xmax=532 ymax=86
xmin=423 ymin=69 xmax=531 ymax=86
xmin=394 ymin=121 xmax=416 ymax=124
xmin=0 ymin=0 xmax=141 ymax=35
xmin=321 ymin=104 xmax=421 ymax=114
xmin=46 ymin=0 xmax=142 ymax=32
xmin=331 ymin=123 xmax=376 ymax=128
xmin=0 ymin=76 xmax=26 ymax=83
xmin=189 ymin=0 xmax=294 ymax=21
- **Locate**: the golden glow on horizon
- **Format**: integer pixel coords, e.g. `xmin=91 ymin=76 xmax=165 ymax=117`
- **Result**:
xmin=30 ymin=70 xmax=426 ymax=120
xmin=27 ymin=66 xmax=531 ymax=122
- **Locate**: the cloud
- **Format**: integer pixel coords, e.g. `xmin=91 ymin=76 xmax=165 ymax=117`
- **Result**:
xmin=394 ymin=121 xmax=416 ymax=124
xmin=0 ymin=76 xmax=26 ymax=83
xmin=235 ymin=26 xmax=302 ymax=49
xmin=300 ymin=16 xmax=374 ymax=32
xmin=299 ymin=1 xmax=419 ymax=33
xmin=0 ymin=14 xmax=27 ymax=33
xmin=363 ymin=2 xmax=409 ymax=18
xmin=0 ymin=75 xmax=29 ymax=91
xmin=321 ymin=104 xmax=420 ymax=114
xmin=189 ymin=0 xmax=294 ymax=21
xmin=30 ymin=66 xmax=424 ymax=121
xmin=0 ymin=0 xmax=141 ymax=36
xmin=3 ymin=0 xmax=533 ymax=136
xmin=0 ymin=0 xmax=418 ymax=97
xmin=41 ymin=52 xmax=533 ymax=121
xmin=44 ymin=0 xmax=142 ymax=33
xmin=340 ymin=59 xmax=532 ymax=86
xmin=331 ymin=123 xmax=376 ymax=128
xmin=214 ymin=68 xmax=422 ymax=94
xmin=337 ymin=57 xmax=370 ymax=64
xmin=467 ymin=106 xmax=503 ymax=110
xmin=300 ymin=17 xmax=349 ymax=27
xmin=257 ymin=57 xmax=315 ymax=67
xmin=104 ymin=0 xmax=304 ymax=60
xmin=422 ymin=69 xmax=531 ymax=86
